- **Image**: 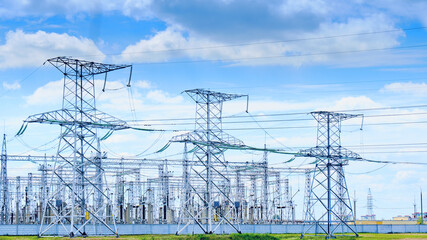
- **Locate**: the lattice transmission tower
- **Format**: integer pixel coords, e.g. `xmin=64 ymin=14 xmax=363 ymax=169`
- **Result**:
xmin=22 ymin=57 xmax=132 ymax=237
xmin=300 ymin=111 xmax=362 ymax=239
xmin=172 ymin=89 xmax=247 ymax=234
xmin=366 ymin=188 xmax=375 ymax=220
xmin=0 ymin=134 xmax=10 ymax=224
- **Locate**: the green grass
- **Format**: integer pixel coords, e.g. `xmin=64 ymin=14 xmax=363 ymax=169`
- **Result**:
xmin=0 ymin=233 xmax=426 ymax=240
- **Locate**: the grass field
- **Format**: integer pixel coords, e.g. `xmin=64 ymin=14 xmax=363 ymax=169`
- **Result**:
xmin=0 ymin=233 xmax=426 ymax=240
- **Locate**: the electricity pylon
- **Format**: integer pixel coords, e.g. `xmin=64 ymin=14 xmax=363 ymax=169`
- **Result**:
xmin=300 ymin=111 xmax=362 ymax=239
xmin=172 ymin=89 xmax=247 ymax=234
xmin=0 ymin=134 xmax=10 ymax=224
xmin=367 ymin=188 xmax=374 ymax=220
xmin=22 ymin=57 xmax=131 ymax=237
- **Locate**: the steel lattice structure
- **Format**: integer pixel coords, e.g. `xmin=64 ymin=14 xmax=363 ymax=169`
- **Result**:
xmin=366 ymin=188 xmax=375 ymax=220
xmin=299 ymin=111 xmax=362 ymax=239
xmin=1 ymin=134 xmax=10 ymax=224
xmin=22 ymin=57 xmax=132 ymax=237
xmin=172 ymin=89 xmax=247 ymax=234
xmin=1 ymin=150 xmax=311 ymax=227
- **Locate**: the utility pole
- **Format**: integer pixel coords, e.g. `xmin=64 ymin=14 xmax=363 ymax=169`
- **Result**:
xmin=421 ymin=189 xmax=424 ymax=225
xmin=300 ymin=111 xmax=362 ymax=239
xmin=354 ymin=190 xmax=357 ymax=221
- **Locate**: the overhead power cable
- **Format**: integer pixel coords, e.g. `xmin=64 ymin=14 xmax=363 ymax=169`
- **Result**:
xmin=129 ymin=111 xmax=427 ymax=127
xmin=138 ymin=119 xmax=427 ymax=132
xmin=131 ymin=43 xmax=427 ymax=65
xmin=126 ymin=104 xmax=427 ymax=123
xmin=221 ymin=120 xmax=427 ymax=131
xmin=100 ymin=26 xmax=426 ymax=57
xmin=351 ymin=158 xmax=427 ymax=165
xmin=0 ymin=63 xmax=45 ymax=98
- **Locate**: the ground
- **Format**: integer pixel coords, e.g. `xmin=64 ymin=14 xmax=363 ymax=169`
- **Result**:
xmin=0 ymin=234 xmax=427 ymax=240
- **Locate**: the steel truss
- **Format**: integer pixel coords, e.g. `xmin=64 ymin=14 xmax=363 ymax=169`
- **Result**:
xmin=172 ymin=89 xmax=247 ymax=234
xmin=299 ymin=111 xmax=362 ymax=239
xmin=22 ymin=57 xmax=131 ymax=237
xmin=1 ymin=134 xmax=10 ymax=224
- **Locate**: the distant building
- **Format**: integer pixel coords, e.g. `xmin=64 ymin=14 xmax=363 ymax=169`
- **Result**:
xmin=412 ymin=212 xmax=427 ymax=220
xmin=391 ymin=212 xmax=427 ymax=221
xmin=393 ymin=215 xmax=411 ymax=221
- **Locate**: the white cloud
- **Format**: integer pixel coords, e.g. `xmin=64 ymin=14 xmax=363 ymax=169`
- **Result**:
xmin=381 ymin=82 xmax=427 ymax=96
xmin=122 ymin=0 xmax=153 ymax=20
xmin=24 ymin=79 xmax=187 ymax=121
xmin=0 ymin=0 xmax=149 ymax=19
xmin=117 ymin=13 xmax=410 ymax=67
xmin=325 ymin=96 xmax=382 ymax=111
xmin=2 ymin=81 xmax=21 ymax=90
xmin=370 ymin=0 xmax=427 ymax=27
xmin=0 ymin=30 xmax=105 ymax=69
xmin=104 ymin=133 xmax=139 ymax=144
xmin=1 ymin=2 xmax=422 ymax=68
xmin=146 ymin=90 xmax=183 ymax=104
xmin=133 ymin=80 xmax=151 ymax=89
xmin=25 ymin=79 xmax=63 ymax=106
xmin=25 ymin=79 xmax=130 ymax=107
xmin=380 ymin=67 xmax=427 ymax=73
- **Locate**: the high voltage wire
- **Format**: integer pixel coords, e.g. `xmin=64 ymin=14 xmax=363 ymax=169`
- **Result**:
xmin=129 ymin=112 xmax=427 ymax=126
xmin=361 ymin=150 xmax=427 ymax=154
xmin=219 ymin=120 xmax=427 ymax=131
xmin=126 ymin=104 xmax=427 ymax=122
xmin=131 ymin=43 xmax=427 ymax=65
xmin=213 ymin=76 xmax=427 ymax=91
xmin=128 ymin=119 xmax=427 ymax=131
xmin=293 ymin=142 xmax=427 ymax=149
xmin=94 ymin=26 xmax=427 ymax=57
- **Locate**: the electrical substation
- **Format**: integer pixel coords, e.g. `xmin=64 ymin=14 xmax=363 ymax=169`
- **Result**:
xmin=0 ymin=57 xmax=426 ymax=238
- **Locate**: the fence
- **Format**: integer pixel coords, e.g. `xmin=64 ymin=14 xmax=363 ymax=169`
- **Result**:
xmin=0 ymin=224 xmax=426 ymax=236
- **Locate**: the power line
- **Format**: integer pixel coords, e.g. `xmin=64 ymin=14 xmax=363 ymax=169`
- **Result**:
xmin=359 ymin=150 xmax=427 ymax=154
xmin=347 ymin=164 xmax=389 ymax=175
xmin=220 ymin=120 xmax=427 ymax=131
xmin=130 ymin=111 xmax=427 ymax=127
xmin=109 ymin=26 xmax=427 ymax=57
xmin=291 ymin=142 xmax=427 ymax=149
xmin=131 ymin=43 xmax=427 ymax=65
xmin=0 ymin=63 xmax=45 ymax=98
xmin=126 ymin=104 xmax=427 ymax=123
xmin=129 ymin=119 xmax=427 ymax=132
xmin=212 ymin=76 xmax=427 ymax=91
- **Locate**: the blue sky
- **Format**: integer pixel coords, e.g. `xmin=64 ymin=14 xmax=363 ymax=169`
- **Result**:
xmin=1 ymin=0 xmax=427 ymax=220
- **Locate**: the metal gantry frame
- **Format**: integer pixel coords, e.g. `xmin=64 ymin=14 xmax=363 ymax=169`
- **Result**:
xmin=299 ymin=111 xmax=362 ymax=239
xmin=172 ymin=89 xmax=248 ymax=234
xmin=21 ymin=57 xmax=132 ymax=237
xmin=2 ymin=146 xmax=312 ymax=229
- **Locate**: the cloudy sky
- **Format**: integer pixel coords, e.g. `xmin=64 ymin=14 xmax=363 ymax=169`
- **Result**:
xmin=1 ymin=0 xmax=427 ymax=220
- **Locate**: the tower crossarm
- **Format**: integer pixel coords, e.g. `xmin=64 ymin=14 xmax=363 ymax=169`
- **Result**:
xmin=24 ymin=109 xmax=130 ymax=130
xmin=311 ymin=111 xmax=362 ymax=123
xmin=299 ymin=146 xmax=361 ymax=161
xmin=184 ymin=89 xmax=247 ymax=104
xmin=47 ymin=57 xmax=131 ymax=77
xmin=170 ymin=131 xmax=244 ymax=147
